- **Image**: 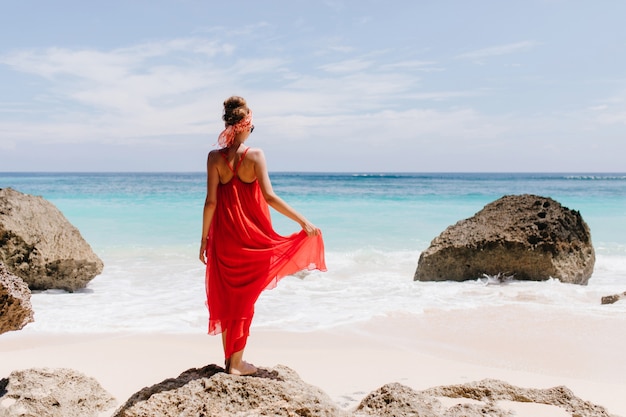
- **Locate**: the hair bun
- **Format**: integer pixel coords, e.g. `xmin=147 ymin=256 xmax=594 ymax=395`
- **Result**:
xmin=223 ymin=96 xmax=249 ymax=126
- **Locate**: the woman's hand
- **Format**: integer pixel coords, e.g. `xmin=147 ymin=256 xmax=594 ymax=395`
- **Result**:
xmin=301 ymin=219 xmax=321 ymax=237
xmin=199 ymin=239 xmax=207 ymax=264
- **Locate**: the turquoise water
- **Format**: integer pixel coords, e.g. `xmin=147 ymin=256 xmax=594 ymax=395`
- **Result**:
xmin=3 ymin=172 xmax=625 ymax=251
xmin=1 ymin=172 xmax=625 ymax=333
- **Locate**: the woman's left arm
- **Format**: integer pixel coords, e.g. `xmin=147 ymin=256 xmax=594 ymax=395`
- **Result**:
xmin=251 ymin=148 xmax=320 ymax=236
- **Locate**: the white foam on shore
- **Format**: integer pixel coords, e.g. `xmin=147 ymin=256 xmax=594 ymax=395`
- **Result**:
xmin=24 ymin=246 xmax=626 ymax=335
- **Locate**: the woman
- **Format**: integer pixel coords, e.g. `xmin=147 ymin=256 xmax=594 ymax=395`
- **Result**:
xmin=199 ymin=96 xmax=326 ymax=376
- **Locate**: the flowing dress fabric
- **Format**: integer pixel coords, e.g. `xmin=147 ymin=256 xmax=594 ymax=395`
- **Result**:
xmin=205 ymin=149 xmax=326 ymax=358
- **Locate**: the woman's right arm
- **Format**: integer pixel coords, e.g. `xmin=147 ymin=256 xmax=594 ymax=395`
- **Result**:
xmin=252 ymin=148 xmax=320 ymax=236
xmin=199 ymin=152 xmax=221 ymax=264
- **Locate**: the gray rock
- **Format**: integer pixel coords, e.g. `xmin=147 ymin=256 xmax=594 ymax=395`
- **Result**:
xmin=415 ymin=194 xmax=595 ymax=285
xmin=355 ymin=379 xmax=612 ymax=417
xmin=601 ymin=291 xmax=626 ymax=305
xmin=421 ymin=378 xmax=612 ymax=417
xmin=354 ymin=382 xmax=511 ymax=417
xmin=110 ymin=364 xmax=614 ymax=417
xmin=0 ymin=262 xmax=34 ymax=334
xmin=0 ymin=188 xmax=103 ymax=292
xmin=353 ymin=382 xmax=443 ymax=417
xmin=0 ymin=367 xmax=117 ymax=417
xmin=113 ymin=364 xmax=347 ymax=417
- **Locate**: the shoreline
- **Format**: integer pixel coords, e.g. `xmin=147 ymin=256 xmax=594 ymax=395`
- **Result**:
xmin=1 ymin=305 xmax=625 ymax=416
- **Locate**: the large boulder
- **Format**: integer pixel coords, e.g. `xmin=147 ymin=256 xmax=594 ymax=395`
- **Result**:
xmin=0 ymin=368 xmax=117 ymax=417
xmin=0 ymin=262 xmax=34 ymax=334
xmin=414 ymin=194 xmax=595 ymax=285
xmin=0 ymin=188 xmax=103 ymax=292
xmin=113 ymin=364 xmax=346 ymax=417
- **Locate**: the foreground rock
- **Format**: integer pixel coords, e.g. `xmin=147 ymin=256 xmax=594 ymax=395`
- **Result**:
xmin=415 ymin=194 xmax=595 ymax=285
xmin=1 ymin=365 xmax=612 ymax=417
xmin=0 ymin=188 xmax=103 ymax=292
xmin=0 ymin=262 xmax=34 ymax=334
xmin=113 ymin=364 xmax=346 ymax=417
xmin=0 ymin=368 xmax=117 ymax=417
xmin=354 ymin=383 xmax=443 ymax=417
xmin=601 ymin=291 xmax=626 ymax=305
xmin=355 ymin=379 xmax=612 ymax=417
xmin=421 ymin=378 xmax=611 ymax=417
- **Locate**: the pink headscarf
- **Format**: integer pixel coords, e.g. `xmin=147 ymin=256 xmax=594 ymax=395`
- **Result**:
xmin=217 ymin=111 xmax=253 ymax=148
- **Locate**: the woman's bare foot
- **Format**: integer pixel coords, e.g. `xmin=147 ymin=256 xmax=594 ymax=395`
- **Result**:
xmin=228 ymin=360 xmax=257 ymax=376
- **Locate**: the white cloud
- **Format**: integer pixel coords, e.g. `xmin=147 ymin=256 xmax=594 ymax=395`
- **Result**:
xmin=319 ymin=59 xmax=374 ymax=73
xmin=584 ymin=92 xmax=626 ymax=125
xmin=1 ymin=38 xmax=233 ymax=81
xmin=259 ymin=107 xmax=508 ymax=147
xmin=0 ymin=39 xmax=244 ymax=144
xmin=232 ymin=58 xmax=288 ymax=75
xmin=594 ymin=110 xmax=626 ymax=125
xmin=326 ymin=45 xmax=355 ymax=54
xmin=381 ymin=60 xmax=443 ymax=72
xmin=0 ymin=34 xmax=503 ymax=156
xmin=2 ymin=26 xmax=622 ymax=172
xmin=456 ymin=41 xmax=537 ymax=60
xmin=406 ymin=91 xmax=481 ymax=101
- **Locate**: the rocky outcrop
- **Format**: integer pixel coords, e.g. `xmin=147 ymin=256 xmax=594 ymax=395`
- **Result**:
xmin=1 ymin=365 xmax=613 ymax=417
xmin=0 ymin=188 xmax=103 ymax=292
xmin=415 ymin=194 xmax=595 ymax=285
xmin=0 ymin=368 xmax=117 ymax=417
xmin=355 ymin=379 xmax=611 ymax=417
xmin=601 ymin=291 xmax=626 ymax=305
xmin=0 ymin=262 xmax=34 ymax=334
xmin=420 ymin=378 xmax=611 ymax=417
xmin=113 ymin=364 xmax=346 ymax=417
xmin=354 ymin=382 xmax=443 ymax=417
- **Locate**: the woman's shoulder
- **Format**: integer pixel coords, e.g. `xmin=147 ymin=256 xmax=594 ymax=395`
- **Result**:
xmin=207 ymin=148 xmax=227 ymax=166
xmin=244 ymin=147 xmax=265 ymax=160
xmin=209 ymin=148 xmax=229 ymax=157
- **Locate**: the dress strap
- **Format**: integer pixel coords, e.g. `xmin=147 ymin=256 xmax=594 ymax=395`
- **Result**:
xmin=219 ymin=150 xmax=235 ymax=174
xmin=234 ymin=147 xmax=250 ymax=174
xmin=220 ymin=147 xmax=250 ymax=175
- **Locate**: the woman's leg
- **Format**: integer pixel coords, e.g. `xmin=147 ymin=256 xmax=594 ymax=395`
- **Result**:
xmin=228 ymin=348 xmax=257 ymax=375
xmin=222 ymin=321 xmax=257 ymax=375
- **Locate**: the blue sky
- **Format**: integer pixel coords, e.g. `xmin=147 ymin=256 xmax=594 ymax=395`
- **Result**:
xmin=1 ymin=0 xmax=625 ymax=172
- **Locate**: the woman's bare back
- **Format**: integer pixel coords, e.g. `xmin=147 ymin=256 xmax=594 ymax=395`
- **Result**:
xmin=211 ymin=146 xmax=258 ymax=184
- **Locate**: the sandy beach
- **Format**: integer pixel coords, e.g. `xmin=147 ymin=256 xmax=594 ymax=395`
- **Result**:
xmin=1 ymin=304 xmax=624 ymax=416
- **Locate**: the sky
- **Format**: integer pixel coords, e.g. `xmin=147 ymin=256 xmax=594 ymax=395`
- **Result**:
xmin=1 ymin=0 xmax=625 ymax=172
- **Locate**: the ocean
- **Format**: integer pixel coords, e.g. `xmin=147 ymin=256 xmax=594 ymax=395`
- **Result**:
xmin=1 ymin=172 xmax=625 ymax=334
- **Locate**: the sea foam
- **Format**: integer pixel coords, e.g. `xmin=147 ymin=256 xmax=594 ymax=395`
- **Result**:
xmin=25 ymin=247 xmax=626 ymax=334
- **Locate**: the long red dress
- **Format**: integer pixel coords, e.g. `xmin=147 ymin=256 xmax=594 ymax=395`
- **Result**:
xmin=205 ymin=149 xmax=326 ymax=358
